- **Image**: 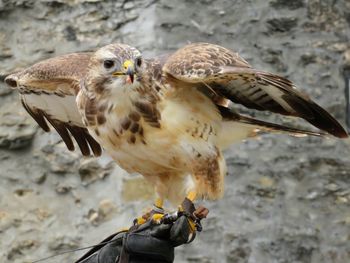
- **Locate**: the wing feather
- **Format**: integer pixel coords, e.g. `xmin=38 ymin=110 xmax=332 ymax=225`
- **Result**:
xmin=163 ymin=42 xmax=348 ymax=138
xmin=5 ymin=52 xmax=102 ymax=156
xmin=20 ymin=98 xmax=50 ymax=132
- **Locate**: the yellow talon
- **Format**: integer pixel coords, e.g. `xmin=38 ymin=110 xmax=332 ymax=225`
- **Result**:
xmin=187 ymin=191 xmax=197 ymax=202
xmin=151 ymin=213 xmax=164 ymax=223
xmin=136 ymin=217 xmax=146 ymax=225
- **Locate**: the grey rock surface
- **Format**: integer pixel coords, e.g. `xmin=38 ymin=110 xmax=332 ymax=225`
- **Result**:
xmin=1 ymin=0 xmax=350 ymax=262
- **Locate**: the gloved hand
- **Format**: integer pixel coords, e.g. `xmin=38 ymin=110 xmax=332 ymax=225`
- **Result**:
xmin=75 ymin=203 xmax=208 ymax=263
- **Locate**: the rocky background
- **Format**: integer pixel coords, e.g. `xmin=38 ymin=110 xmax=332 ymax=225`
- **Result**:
xmin=1 ymin=0 xmax=350 ymax=262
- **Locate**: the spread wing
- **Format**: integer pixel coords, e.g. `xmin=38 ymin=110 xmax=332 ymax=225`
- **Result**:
xmin=4 ymin=53 xmax=102 ymax=156
xmin=163 ymin=42 xmax=348 ymax=138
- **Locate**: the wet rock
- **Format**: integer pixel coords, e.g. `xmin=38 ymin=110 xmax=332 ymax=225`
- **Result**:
xmin=266 ymin=17 xmax=298 ymax=33
xmin=48 ymin=150 xmax=78 ymax=174
xmin=0 ymin=84 xmax=12 ymax=96
xmin=259 ymin=176 xmax=276 ymax=188
xmin=299 ymin=52 xmax=317 ymax=66
xmin=0 ymin=210 xmax=11 ymax=232
xmin=245 ymin=184 xmax=278 ymax=199
xmin=87 ymin=209 xmax=99 ymax=226
xmin=55 ymin=183 xmax=73 ymax=194
xmin=324 ymin=183 xmax=340 ymax=193
xmin=328 ymin=42 xmax=348 ymax=53
xmin=225 ymin=235 xmax=251 ymax=263
xmin=14 ymin=188 xmax=33 ymax=197
xmin=185 ymin=256 xmax=214 ymax=263
xmin=63 ymin=25 xmax=77 ymax=41
xmin=260 ymin=238 xmax=317 ymax=263
xmin=343 ymin=49 xmax=350 ymax=70
xmin=48 ymin=235 xmax=81 ymax=251
xmin=0 ymin=46 xmax=12 ymax=60
xmin=0 ymin=104 xmax=37 ymax=149
xmin=345 ymin=11 xmax=350 ymax=26
xmin=259 ymin=48 xmax=288 ymax=72
xmin=41 ymin=144 xmax=55 ymax=154
xmin=34 ymin=208 xmax=51 ymax=221
xmin=242 ymin=176 xmax=279 ymax=199
xmin=7 ymin=239 xmax=38 ymax=260
xmin=270 ymin=0 xmax=305 ymax=10
xmin=87 ymin=199 xmax=117 ymax=225
xmin=32 ymin=171 xmax=47 ymax=184
xmin=123 ymin=1 xmax=135 ymax=10
xmin=335 ymin=196 xmax=348 ymax=204
xmin=303 ymin=190 xmax=320 ymax=200
xmin=0 ymin=0 xmax=35 ymax=11
xmin=78 ymin=159 xmax=114 ymax=186
xmin=98 ymin=199 xmax=117 ymax=220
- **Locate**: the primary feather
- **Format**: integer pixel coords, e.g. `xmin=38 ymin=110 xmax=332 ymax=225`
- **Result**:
xmin=163 ymin=42 xmax=348 ymax=138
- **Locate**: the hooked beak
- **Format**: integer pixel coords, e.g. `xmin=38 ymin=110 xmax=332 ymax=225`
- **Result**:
xmin=123 ymin=60 xmax=134 ymax=84
xmin=126 ymin=66 xmax=134 ymax=84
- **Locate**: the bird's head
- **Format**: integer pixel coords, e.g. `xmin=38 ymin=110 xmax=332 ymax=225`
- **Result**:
xmin=87 ymin=43 xmax=144 ymax=95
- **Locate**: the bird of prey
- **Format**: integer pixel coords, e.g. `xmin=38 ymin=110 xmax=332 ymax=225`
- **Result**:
xmin=5 ymin=42 xmax=348 ymax=211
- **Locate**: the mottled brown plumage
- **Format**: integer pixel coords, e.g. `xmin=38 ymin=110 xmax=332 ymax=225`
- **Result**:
xmin=4 ymin=42 xmax=348 ymax=206
xmin=6 ymin=53 xmax=101 ymax=157
xmin=163 ymin=43 xmax=348 ymax=138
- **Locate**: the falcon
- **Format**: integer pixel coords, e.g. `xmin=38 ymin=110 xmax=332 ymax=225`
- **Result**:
xmin=4 ymin=42 xmax=348 ymax=212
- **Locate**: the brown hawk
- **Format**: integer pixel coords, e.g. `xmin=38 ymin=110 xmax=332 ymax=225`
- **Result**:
xmin=4 ymin=42 xmax=348 ymax=210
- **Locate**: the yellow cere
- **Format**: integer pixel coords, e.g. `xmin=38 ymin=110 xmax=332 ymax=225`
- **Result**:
xmin=123 ymin=60 xmax=134 ymax=70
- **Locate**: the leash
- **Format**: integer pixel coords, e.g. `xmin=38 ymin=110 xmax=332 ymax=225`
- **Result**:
xmin=30 ymin=237 xmax=120 ymax=263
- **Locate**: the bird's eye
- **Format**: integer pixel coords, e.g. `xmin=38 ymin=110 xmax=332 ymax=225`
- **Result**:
xmin=103 ymin=60 xmax=115 ymax=69
xmin=136 ymin=57 xmax=142 ymax=67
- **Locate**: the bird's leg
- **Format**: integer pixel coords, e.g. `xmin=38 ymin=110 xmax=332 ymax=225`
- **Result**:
xmin=151 ymin=197 xmax=166 ymax=221
xmin=154 ymin=197 xmax=164 ymax=211
xmin=186 ymin=190 xmax=197 ymax=202
xmin=178 ymin=190 xmax=208 ymax=234
xmin=134 ymin=197 xmax=165 ymax=225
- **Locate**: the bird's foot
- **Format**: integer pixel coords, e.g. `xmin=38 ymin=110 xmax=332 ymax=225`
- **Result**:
xmin=133 ymin=201 xmax=166 ymax=226
xmin=132 ymin=195 xmax=209 ymax=242
xmin=158 ymin=198 xmax=209 ymax=244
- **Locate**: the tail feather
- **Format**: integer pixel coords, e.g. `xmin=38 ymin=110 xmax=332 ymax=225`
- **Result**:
xmin=217 ymin=106 xmax=331 ymax=149
xmin=237 ymin=115 xmax=326 ymax=137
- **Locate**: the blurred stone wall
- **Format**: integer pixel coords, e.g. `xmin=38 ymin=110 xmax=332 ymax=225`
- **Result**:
xmin=1 ymin=0 xmax=350 ymax=262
